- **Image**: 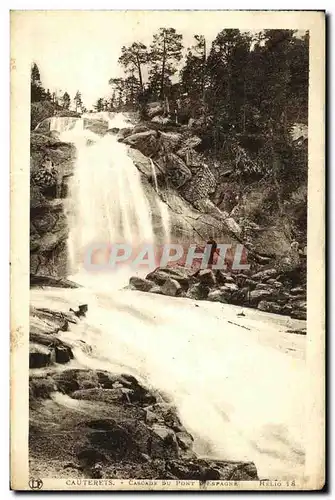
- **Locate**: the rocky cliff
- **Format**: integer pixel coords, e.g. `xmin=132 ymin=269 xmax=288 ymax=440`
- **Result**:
xmin=30 ymin=111 xmax=307 ymax=306
xmin=30 ymin=132 xmax=76 ymax=278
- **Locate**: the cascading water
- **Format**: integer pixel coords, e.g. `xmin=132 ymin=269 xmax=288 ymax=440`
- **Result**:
xmin=150 ymin=159 xmax=159 ymax=193
xmin=49 ymin=116 xmax=81 ymax=134
xmin=31 ymin=113 xmax=306 ymax=481
xmin=56 ymin=113 xmax=170 ymax=286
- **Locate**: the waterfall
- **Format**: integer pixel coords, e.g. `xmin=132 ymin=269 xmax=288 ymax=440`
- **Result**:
xmin=31 ymin=112 xmax=306 ymax=481
xmin=50 ymin=116 xmax=81 ymax=133
xmin=57 ymin=113 xmax=170 ymax=283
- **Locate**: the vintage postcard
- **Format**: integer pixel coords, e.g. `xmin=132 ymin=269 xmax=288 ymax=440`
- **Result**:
xmin=10 ymin=10 xmax=325 ymax=491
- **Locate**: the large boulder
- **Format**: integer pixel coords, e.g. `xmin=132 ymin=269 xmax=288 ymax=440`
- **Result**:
xmin=122 ymin=130 xmax=159 ymax=157
xmin=127 ymin=148 xmax=165 ymax=187
xmin=29 ymin=343 xmax=51 ymax=368
xmin=155 ymin=153 xmax=192 ymax=189
xmin=146 ymin=266 xmax=194 ymax=288
xmin=146 ymin=101 xmax=164 ymax=119
xmin=197 ymin=269 xmax=216 ymax=287
xmin=251 ymin=268 xmax=278 ymax=282
xmin=159 ymin=131 xmax=182 ymax=151
xmin=257 ymin=301 xmax=284 ymax=314
xmin=161 ymin=278 xmax=182 ymax=297
xmin=249 ymin=288 xmax=275 ymax=306
xmin=176 ymin=135 xmax=202 ymax=159
xmin=181 ymin=165 xmax=216 ymax=204
xmin=207 ymin=284 xmax=238 ymax=303
xmin=186 ymin=282 xmax=210 ymax=300
xmin=129 ymin=276 xmax=155 ymax=292
xmin=150 ymin=424 xmax=179 ymax=459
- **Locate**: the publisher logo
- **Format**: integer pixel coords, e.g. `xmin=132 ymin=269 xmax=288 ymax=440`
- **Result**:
xmin=29 ymin=478 xmax=43 ymax=490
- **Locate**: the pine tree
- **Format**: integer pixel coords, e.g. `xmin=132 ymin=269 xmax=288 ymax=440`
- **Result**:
xmin=206 ymin=29 xmax=252 ymax=137
xmin=94 ymin=98 xmax=104 ymax=112
xmin=74 ymin=90 xmax=83 ymax=113
xmin=61 ymin=91 xmax=71 ymax=110
xmin=118 ymin=42 xmax=148 ymax=91
xmin=109 ymin=78 xmax=126 ymax=108
xmin=181 ymin=35 xmax=207 ymax=98
xmin=148 ymin=28 xmax=183 ymax=99
xmin=31 ymin=62 xmax=45 ymax=102
xmin=45 ymin=89 xmax=52 ymax=102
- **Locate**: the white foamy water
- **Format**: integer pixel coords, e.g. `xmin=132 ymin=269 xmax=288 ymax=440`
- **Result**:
xmin=56 ymin=113 xmax=170 ymax=278
xmin=33 ymin=113 xmax=306 ymax=481
xmin=31 ymin=286 xmax=306 ymax=481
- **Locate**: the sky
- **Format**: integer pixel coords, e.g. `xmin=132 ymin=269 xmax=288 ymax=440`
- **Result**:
xmin=18 ymin=11 xmax=307 ymax=108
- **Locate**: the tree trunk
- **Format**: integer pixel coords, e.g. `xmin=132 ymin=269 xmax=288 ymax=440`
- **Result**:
xmin=242 ymin=80 xmax=246 ymax=133
xmin=160 ymin=33 xmax=167 ymax=100
xmin=136 ymin=54 xmax=143 ymax=91
xmin=202 ymin=38 xmax=207 ymax=126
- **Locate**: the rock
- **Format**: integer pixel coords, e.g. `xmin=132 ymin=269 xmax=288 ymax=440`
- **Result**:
xmin=244 ymin=278 xmax=258 ymax=290
xmin=145 ymin=408 xmax=160 ymax=425
xmin=207 ymin=284 xmax=238 ymax=303
xmin=116 ymin=127 xmax=134 ymax=140
xmin=55 ymin=345 xmax=73 ymax=364
xmin=150 ymin=424 xmax=179 ymax=459
xmin=129 ymin=276 xmax=155 ymax=292
xmin=181 ymin=165 xmax=216 ymax=204
xmin=151 ymin=115 xmax=171 ymax=125
xmin=30 ymin=275 xmax=80 ymax=288
xmin=290 ymin=309 xmax=307 ymax=320
xmin=176 ymin=431 xmax=194 ymax=451
xmin=122 ymin=130 xmax=159 ymax=157
xmin=156 ymin=153 xmax=192 ymax=189
xmin=215 ymin=271 xmax=235 ymax=285
xmin=30 ymin=307 xmax=74 ymax=336
xmin=271 ymin=281 xmax=284 ymax=289
xmin=257 ymin=301 xmax=283 ymax=314
xmin=176 ymin=135 xmax=202 ymax=158
xmin=251 ymin=268 xmax=278 ymax=282
xmin=127 ymin=148 xmax=154 ymax=178
xmin=186 ymin=283 xmax=210 ymax=300
xmin=198 ymin=269 xmax=216 ymax=287
xmin=255 ymin=283 xmax=271 ymax=290
xmin=249 ymin=289 xmax=275 ymax=306
xmin=223 ymin=283 xmax=239 ymax=291
xmin=224 ymin=217 xmax=243 ymax=236
xmin=71 ymin=388 xmax=132 ymax=405
xmin=29 ymin=377 xmax=56 ymax=399
xmin=207 ymin=289 xmax=227 ymax=303
xmin=146 ymin=101 xmax=164 ymax=119
xmin=193 ymin=198 xmax=229 ymax=219
xmin=166 ymin=458 xmax=258 ymax=481
xmin=290 ymin=299 xmax=307 ymax=310
xmin=29 ymin=343 xmax=51 ymax=368
xmin=133 ymin=124 xmax=151 ymax=134
xmin=159 ymin=131 xmax=182 ymax=150
xmin=290 ymin=286 xmax=305 ymax=295
xmin=147 ymin=266 xmax=193 ymax=288
xmin=161 ymin=278 xmax=181 ymax=297
xmin=146 ymin=402 xmax=185 ymax=432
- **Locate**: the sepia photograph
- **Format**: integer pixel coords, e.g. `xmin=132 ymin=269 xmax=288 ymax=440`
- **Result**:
xmin=10 ymin=10 xmax=325 ymax=491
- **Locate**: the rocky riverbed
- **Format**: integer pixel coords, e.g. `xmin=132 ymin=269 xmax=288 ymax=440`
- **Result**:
xmin=29 ymin=284 xmax=306 ymax=481
xmin=128 ymin=263 xmax=307 ymax=322
xmin=29 ymin=303 xmax=259 ymax=481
